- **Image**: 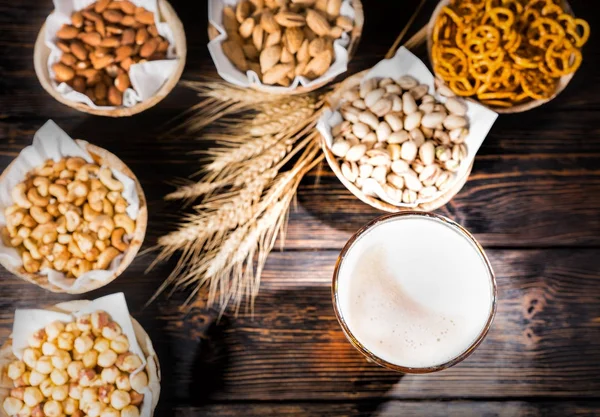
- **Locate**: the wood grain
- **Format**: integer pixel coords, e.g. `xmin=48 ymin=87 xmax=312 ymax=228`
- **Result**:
xmin=1 ymin=0 xmax=600 ymax=415
xmin=1 ymin=249 xmax=598 ymax=402
xmin=172 ymin=401 xmax=600 ymax=417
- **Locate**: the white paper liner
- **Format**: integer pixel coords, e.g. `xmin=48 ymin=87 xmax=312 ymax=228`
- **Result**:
xmin=10 ymin=293 xmax=157 ymax=417
xmin=208 ymin=0 xmax=356 ymax=93
xmin=0 ymin=120 xmax=140 ymax=291
xmin=46 ymin=0 xmax=179 ymax=108
xmin=317 ymin=47 xmax=498 ymax=208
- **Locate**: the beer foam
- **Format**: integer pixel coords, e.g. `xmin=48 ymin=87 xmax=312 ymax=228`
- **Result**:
xmin=336 ymin=215 xmax=494 ymax=369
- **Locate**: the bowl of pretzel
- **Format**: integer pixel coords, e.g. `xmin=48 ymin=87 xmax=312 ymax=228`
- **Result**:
xmin=427 ymin=0 xmax=590 ymax=113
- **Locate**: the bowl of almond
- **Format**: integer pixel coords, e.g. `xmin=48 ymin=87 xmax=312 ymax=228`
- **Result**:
xmin=0 ymin=295 xmax=160 ymax=417
xmin=0 ymin=121 xmax=147 ymax=293
xmin=33 ymin=0 xmax=187 ymax=117
xmin=208 ymin=0 xmax=364 ymax=94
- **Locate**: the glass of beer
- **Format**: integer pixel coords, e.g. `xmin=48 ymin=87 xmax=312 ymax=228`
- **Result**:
xmin=332 ymin=212 xmax=497 ymax=373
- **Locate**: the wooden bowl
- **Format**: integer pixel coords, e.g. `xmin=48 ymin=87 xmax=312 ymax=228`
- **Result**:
xmin=33 ymin=0 xmax=187 ymax=117
xmin=426 ymin=0 xmax=576 ymax=114
xmin=321 ymin=69 xmax=473 ymax=213
xmin=208 ymin=0 xmax=364 ymax=95
xmin=0 ymin=300 xmax=161 ymax=417
xmin=0 ymin=140 xmax=148 ymax=294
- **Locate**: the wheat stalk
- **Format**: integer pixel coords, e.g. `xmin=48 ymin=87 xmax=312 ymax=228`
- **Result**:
xmin=151 ymin=4 xmax=428 ymax=312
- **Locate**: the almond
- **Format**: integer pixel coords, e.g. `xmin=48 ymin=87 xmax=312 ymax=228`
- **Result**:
xmin=57 ymin=25 xmax=80 ymax=40
xmin=99 ymin=37 xmax=120 ymax=48
xmin=296 ymin=39 xmax=310 ymax=62
xmin=53 ymin=63 xmax=75 ymax=82
xmin=135 ymin=27 xmax=149 ymax=45
xmin=72 ymin=76 xmax=86 ymax=93
xmin=242 ymin=43 xmax=259 ymax=60
xmin=106 ymin=25 xmax=123 ymax=35
xmin=78 ymin=32 xmax=102 ymax=46
xmin=336 ymin=15 xmax=353 ymax=32
xmin=235 ymin=0 xmax=252 ymax=23
xmin=134 ymin=10 xmax=154 ymax=25
xmin=72 ymin=11 xmax=84 ymax=28
xmin=107 ymin=86 xmax=123 ymax=106
xmin=82 ymin=10 xmax=102 ymax=22
xmin=95 ymin=82 xmax=108 ymax=100
xmin=260 ymin=9 xmax=280 ymax=34
xmin=252 ymin=25 xmax=264 ymax=51
xmin=60 ymin=53 xmax=77 ymax=66
xmin=139 ymin=38 xmax=159 ymax=58
xmin=71 ymin=41 xmax=88 ymax=60
xmin=285 ymin=27 xmax=304 ymax=54
xmin=121 ymin=15 xmax=137 ymax=27
xmin=223 ymin=7 xmax=239 ymax=32
xmin=103 ymin=9 xmax=123 ymax=23
xmin=222 ymin=40 xmax=248 ymax=71
xmin=329 ymin=26 xmax=343 ymax=38
xmin=57 ymin=41 xmax=71 ymax=52
xmin=327 ymin=0 xmax=342 ymax=18
xmin=274 ymin=11 xmax=306 ymax=28
xmin=157 ymin=39 xmax=169 ymax=52
xmin=265 ymin=30 xmax=281 ymax=48
xmin=147 ymin=25 xmax=159 ymax=38
xmin=308 ymin=37 xmax=327 ymax=57
xmin=95 ymin=19 xmax=106 ymax=37
xmin=119 ymin=0 xmax=136 ymax=15
xmin=260 ymin=45 xmax=282 ymax=73
xmin=239 ymin=17 xmax=255 ymax=38
xmin=115 ymin=73 xmax=130 ymax=92
xmin=122 ymin=28 xmax=135 ymax=45
xmin=263 ymin=63 xmax=293 ymax=84
xmin=120 ymin=57 xmax=134 ymax=71
xmin=280 ymin=46 xmax=294 ymax=64
xmin=94 ymin=0 xmax=111 ymax=13
xmin=306 ymin=9 xmax=330 ymax=36
xmin=115 ymin=45 xmax=134 ymax=62
xmin=92 ymin=54 xmax=114 ymax=70
xmin=303 ymin=49 xmax=332 ymax=79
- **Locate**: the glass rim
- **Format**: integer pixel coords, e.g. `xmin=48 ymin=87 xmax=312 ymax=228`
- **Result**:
xmin=331 ymin=211 xmax=497 ymax=374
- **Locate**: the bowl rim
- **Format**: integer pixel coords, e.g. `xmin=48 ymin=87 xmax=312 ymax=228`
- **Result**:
xmin=321 ymin=69 xmax=473 ymax=213
xmin=426 ymin=0 xmax=576 ymax=114
xmin=331 ymin=211 xmax=498 ymax=373
xmin=207 ymin=0 xmax=365 ymax=95
xmin=0 ymin=140 xmax=148 ymax=294
xmin=33 ymin=0 xmax=187 ymax=117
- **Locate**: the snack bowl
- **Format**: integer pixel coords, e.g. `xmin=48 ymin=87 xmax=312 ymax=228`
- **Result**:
xmin=0 ymin=123 xmax=148 ymax=293
xmin=0 ymin=296 xmax=161 ymax=416
xmin=426 ymin=0 xmax=579 ymax=114
xmin=34 ymin=0 xmax=187 ymax=117
xmin=318 ymin=47 xmax=497 ymax=213
xmin=207 ymin=0 xmax=364 ymax=95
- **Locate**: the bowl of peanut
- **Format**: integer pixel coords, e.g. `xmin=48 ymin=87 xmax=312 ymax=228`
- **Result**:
xmin=0 ymin=294 xmax=160 ymax=417
xmin=0 ymin=121 xmax=147 ymax=293
xmin=33 ymin=0 xmax=187 ymax=117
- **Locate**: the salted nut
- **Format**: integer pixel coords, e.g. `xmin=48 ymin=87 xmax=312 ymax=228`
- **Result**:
xmin=220 ymin=0 xmax=355 ymax=86
xmin=2 ymin=156 xmax=136 ymax=278
xmin=2 ymin=311 xmax=147 ymax=417
xmin=52 ymin=0 xmax=172 ymax=106
xmin=331 ymin=75 xmax=470 ymax=204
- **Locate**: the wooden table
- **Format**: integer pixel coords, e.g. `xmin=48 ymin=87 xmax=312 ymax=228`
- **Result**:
xmin=1 ymin=1 xmax=599 ymax=416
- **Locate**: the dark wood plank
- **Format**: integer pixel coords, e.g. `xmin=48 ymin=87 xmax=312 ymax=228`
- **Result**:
xmin=2 ymin=249 xmax=598 ymax=401
xmin=172 ymin=401 xmax=600 ymax=417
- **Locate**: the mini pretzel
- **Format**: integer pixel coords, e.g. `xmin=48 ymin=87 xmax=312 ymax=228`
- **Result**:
xmin=432 ymin=0 xmax=590 ymax=108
